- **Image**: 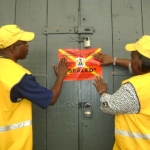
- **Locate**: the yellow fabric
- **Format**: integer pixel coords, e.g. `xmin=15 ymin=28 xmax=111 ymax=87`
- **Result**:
xmin=0 ymin=58 xmax=33 ymax=150
xmin=113 ymin=73 xmax=150 ymax=150
xmin=125 ymin=35 xmax=150 ymax=59
xmin=0 ymin=24 xmax=34 ymax=49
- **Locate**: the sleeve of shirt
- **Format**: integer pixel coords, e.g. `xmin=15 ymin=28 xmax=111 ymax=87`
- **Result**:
xmin=100 ymin=83 xmax=140 ymax=115
xmin=128 ymin=62 xmax=133 ymax=74
xmin=10 ymin=74 xmax=53 ymax=109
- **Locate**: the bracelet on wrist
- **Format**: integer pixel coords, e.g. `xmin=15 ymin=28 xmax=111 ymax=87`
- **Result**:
xmin=113 ymin=57 xmax=117 ymax=65
xmin=98 ymin=89 xmax=106 ymax=95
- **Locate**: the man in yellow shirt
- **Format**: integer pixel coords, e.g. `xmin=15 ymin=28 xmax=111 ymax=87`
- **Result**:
xmin=0 ymin=24 xmax=68 ymax=150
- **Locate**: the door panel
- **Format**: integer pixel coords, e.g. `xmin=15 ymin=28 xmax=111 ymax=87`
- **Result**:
xmin=46 ymin=0 xmax=114 ymax=149
xmin=46 ymin=0 xmax=79 ymax=149
xmin=0 ymin=0 xmax=16 ymax=25
xmin=142 ymin=0 xmax=150 ymax=34
xmin=80 ymin=0 xmax=114 ymax=149
xmin=112 ymin=0 xmax=143 ymax=93
xmin=112 ymin=0 xmax=143 ymax=58
xmin=15 ymin=1 xmax=48 ymax=150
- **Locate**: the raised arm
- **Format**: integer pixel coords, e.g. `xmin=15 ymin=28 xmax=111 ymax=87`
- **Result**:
xmin=50 ymin=57 xmax=68 ymax=105
xmin=93 ymin=52 xmax=130 ymax=68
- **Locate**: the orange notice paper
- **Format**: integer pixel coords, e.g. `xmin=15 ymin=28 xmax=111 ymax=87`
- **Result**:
xmin=58 ymin=48 xmax=102 ymax=81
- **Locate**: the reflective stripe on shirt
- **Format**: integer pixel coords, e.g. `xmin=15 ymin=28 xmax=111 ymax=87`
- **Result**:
xmin=0 ymin=120 xmax=32 ymax=132
xmin=115 ymin=129 xmax=150 ymax=140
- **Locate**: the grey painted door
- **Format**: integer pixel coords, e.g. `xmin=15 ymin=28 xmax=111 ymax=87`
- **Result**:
xmin=46 ymin=1 xmax=114 ymax=150
xmin=0 ymin=0 xmax=150 ymax=150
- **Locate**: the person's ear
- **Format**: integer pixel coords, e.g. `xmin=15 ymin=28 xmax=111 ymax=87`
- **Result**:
xmin=10 ymin=45 xmax=17 ymax=52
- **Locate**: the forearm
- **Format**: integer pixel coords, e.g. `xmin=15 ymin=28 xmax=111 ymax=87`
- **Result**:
xmin=114 ymin=58 xmax=130 ymax=68
xmin=99 ymin=84 xmax=139 ymax=115
xmin=93 ymin=53 xmax=131 ymax=68
xmin=50 ymin=77 xmax=64 ymax=105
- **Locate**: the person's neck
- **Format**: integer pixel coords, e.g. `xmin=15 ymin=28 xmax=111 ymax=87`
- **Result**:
xmin=0 ymin=53 xmax=17 ymax=62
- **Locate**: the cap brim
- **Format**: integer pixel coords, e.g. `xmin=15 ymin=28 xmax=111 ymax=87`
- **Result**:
xmin=19 ymin=31 xmax=35 ymax=41
xmin=125 ymin=43 xmax=136 ymax=51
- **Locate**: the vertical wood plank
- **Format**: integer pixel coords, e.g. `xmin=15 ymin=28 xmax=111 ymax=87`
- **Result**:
xmin=80 ymin=0 xmax=114 ymax=150
xmin=112 ymin=0 xmax=143 ymax=91
xmin=0 ymin=0 xmax=16 ymax=26
xmin=15 ymin=0 xmax=47 ymax=150
xmin=112 ymin=0 xmax=143 ymax=58
xmin=46 ymin=0 xmax=79 ymax=150
xmin=142 ymin=0 xmax=150 ymax=34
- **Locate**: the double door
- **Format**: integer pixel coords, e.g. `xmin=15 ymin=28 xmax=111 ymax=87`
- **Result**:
xmin=1 ymin=0 xmax=149 ymax=150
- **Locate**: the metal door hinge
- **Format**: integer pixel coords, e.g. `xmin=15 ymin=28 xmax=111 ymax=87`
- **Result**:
xmin=42 ymin=26 xmax=95 ymax=34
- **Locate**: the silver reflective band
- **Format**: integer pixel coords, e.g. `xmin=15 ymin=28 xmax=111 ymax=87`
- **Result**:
xmin=115 ymin=129 xmax=150 ymax=140
xmin=0 ymin=120 xmax=32 ymax=132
